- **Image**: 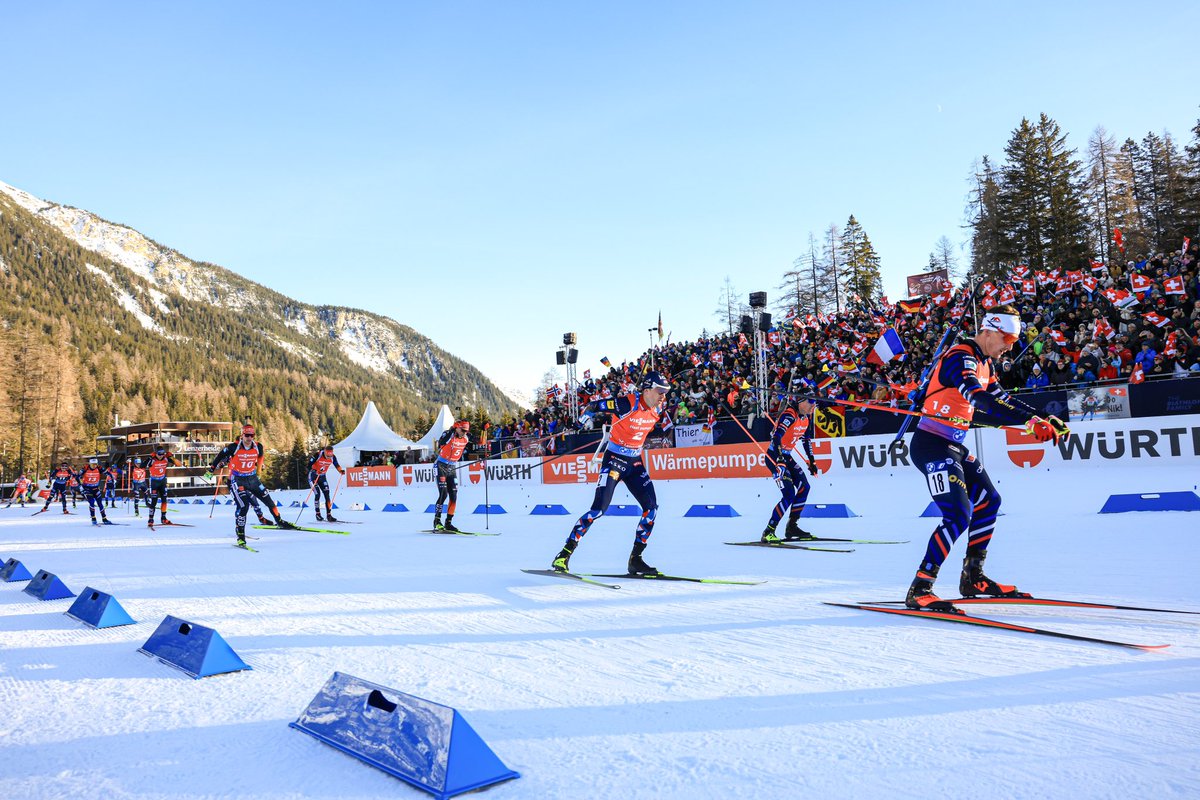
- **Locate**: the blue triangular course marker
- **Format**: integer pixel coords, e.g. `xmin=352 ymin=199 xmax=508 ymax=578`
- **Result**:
xmin=472 ymin=504 xmax=505 ymax=514
xmin=302 ymin=502 xmax=309 ymax=508
xmin=210 ymin=498 xmax=221 ymax=504
xmin=921 ymin=501 xmax=941 ymax=517
xmin=138 ymin=615 xmax=252 ymax=679
xmin=289 ymin=501 xmax=301 ymax=507
xmin=290 ymin=672 xmax=519 ymax=799
xmin=331 ymin=503 xmax=338 ymax=510
xmin=606 ymin=504 xmax=641 ymax=516
xmin=425 ymin=504 xmax=439 ymax=514
xmin=361 ymin=504 xmax=371 ymax=511
xmin=23 ymin=570 xmax=77 ymax=601
xmin=799 ymin=503 xmax=858 ymax=518
xmin=684 ymin=504 xmax=739 ymax=518
xmin=66 ymin=587 xmax=136 ymax=628
xmin=1100 ymin=491 xmax=1200 ymax=513
xmin=530 ymin=504 xmax=569 ymax=515
xmin=382 ymin=503 xmax=409 ymax=512
xmin=1 ymin=558 xmax=34 ymax=582
xmin=226 ymin=499 xmax=234 ymax=505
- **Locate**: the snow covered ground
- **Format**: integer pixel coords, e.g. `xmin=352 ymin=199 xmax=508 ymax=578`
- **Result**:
xmin=1 ymin=469 xmax=1198 ymax=800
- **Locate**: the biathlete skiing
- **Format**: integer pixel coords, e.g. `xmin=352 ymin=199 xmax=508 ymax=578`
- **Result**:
xmin=79 ymin=458 xmax=114 ymax=526
xmin=760 ymin=396 xmax=821 ymax=543
xmin=210 ymin=424 xmax=294 ymax=548
xmin=146 ymin=446 xmax=182 ymax=529
xmin=551 ymin=370 xmax=670 ymax=577
xmin=432 ymin=421 xmax=470 ymax=532
xmin=905 ymin=305 xmax=1069 ymax=612
xmin=308 ymin=445 xmax=345 ymax=523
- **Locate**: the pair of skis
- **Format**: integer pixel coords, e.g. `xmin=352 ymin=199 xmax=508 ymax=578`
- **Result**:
xmin=521 ymin=569 xmax=765 ymax=590
xmin=724 ymin=535 xmax=909 ymax=553
xmin=252 ymin=524 xmax=349 ymax=535
xmin=421 ymin=528 xmax=500 ymax=537
xmin=830 ymin=595 xmax=1195 ymax=650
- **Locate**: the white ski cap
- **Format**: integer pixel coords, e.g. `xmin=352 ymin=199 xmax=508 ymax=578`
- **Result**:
xmin=980 ymin=312 xmax=1021 ymax=337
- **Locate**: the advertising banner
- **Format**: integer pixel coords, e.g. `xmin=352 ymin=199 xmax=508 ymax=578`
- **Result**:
xmin=346 ymin=465 xmax=398 ymax=488
xmin=673 ymin=424 xmax=713 ymax=448
xmin=644 ymin=443 xmax=772 ymax=480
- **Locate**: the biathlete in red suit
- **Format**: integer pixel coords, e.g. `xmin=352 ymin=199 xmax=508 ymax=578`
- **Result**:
xmin=5 ymin=473 xmax=34 ymax=508
xmin=307 ymin=446 xmax=345 ymax=522
xmin=760 ymin=396 xmax=820 ymax=543
xmin=552 ymin=371 xmax=670 ymax=577
xmin=145 ymin=446 xmax=183 ymax=528
xmin=129 ymin=459 xmax=148 ymax=517
xmin=210 ymin=424 xmax=291 ymax=547
xmin=906 ymin=306 xmax=1069 ymax=611
xmin=432 ymin=421 xmax=471 ymax=532
xmin=79 ymin=458 xmax=112 ymax=525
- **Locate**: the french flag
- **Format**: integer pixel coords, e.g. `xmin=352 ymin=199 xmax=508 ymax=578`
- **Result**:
xmin=866 ymin=327 xmax=906 ymax=366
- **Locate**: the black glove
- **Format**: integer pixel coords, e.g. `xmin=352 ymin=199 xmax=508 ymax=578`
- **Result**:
xmin=808 ymin=462 xmax=818 ymax=477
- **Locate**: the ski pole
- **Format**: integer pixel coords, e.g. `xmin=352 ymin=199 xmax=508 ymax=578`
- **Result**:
xmin=294 ymin=482 xmax=316 ymax=524
xmin=330 ymin=470 xmax=344 ymax=505
xmin=208 ymin=469 xmax=224 ymax=518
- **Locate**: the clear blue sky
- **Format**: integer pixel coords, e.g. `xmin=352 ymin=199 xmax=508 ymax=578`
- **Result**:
xmin=3 ymin=1 xmax=1196 ymax=405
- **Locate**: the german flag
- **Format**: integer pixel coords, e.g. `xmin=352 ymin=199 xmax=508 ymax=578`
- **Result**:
xmin=897 ymin=299 xmax=924 ymax=314
xmin=817 ymin=375 xmax=836 ymax=392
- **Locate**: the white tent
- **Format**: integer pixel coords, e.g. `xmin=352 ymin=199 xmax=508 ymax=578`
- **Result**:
xmin=333 ymin=401 xmax=419 ymax=467
xmin=412 ymin=404 xmax=456 ymax=454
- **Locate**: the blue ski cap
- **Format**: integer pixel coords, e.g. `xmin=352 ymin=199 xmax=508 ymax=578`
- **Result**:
xmin=640 ymin=370 xmax=670 ymax=392
xmin=89 ymin=458 xmax=98 ymax=466
xmin=133 ymin=458 xmax=142 ymax=465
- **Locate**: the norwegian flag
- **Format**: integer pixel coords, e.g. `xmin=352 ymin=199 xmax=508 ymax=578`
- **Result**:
xmin=1093 ymin=317 xmax=1116 ymax=341
xmin=1081 ymin=276 xmax=1098 ymax=294
xmin=1048 ymin=329 xmax=1068 ymax=347
xmin=1090 ymin=260 xmax=1106 ymax=273
xmin=1142 ymin=311 xmax=1169 ymax=328
xmin=711 ymin=351 xmax=724 ymax=365
xmin=1103 ymin=288 xmax=1138 ymax=308
xmin=1164 ymin=275 xmax=1186 ymax=296
xmin=998 ymin=284 xmax=1017 ymax=304
xmin=767 ymin=330 xmax=781 ymax=346
xmin=1020 ymin=279 xmax=1037 ymax=296
xmin=1131 ymin=274 xmax=1153 ymax=295
xmin=545 ymin=384 xmax=562 ymax=400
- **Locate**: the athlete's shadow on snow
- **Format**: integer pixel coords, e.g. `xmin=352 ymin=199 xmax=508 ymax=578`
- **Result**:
xmin=467 ymin=658 xmax=1200 ymax=741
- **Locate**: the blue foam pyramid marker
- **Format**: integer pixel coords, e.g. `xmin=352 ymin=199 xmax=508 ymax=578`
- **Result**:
xmin=472 ymin=504 xmax=505 ymax=514
xmin=799 ymin=503 xmax=858 ymax=518
xmin=361 ymin=504 xmax=371 ymax=511
xmin=331 ymin=503 xmax=338 ymax=510
xmin=289 ymin=501 xmax=301 ymax=507
xmin=1100 ymin=491 xmax=1200 ymax=513
xmin=382 ymin=503 xmax=409 ymax=512
xmin=425 ymin=504 xmax=439 ymax=513
xmin=23 ymin=570 xmax=77 ymax=601
xmin=66 ymin=587 xmax=136 ymax=628
xmin=1 ymin=558 xmax=34 ymax=582
xmin=226 ymin=499 xmax=234 ymax=505
xmin=921 ymin=501 xmax=941 ymax=517
xmin=684 ymin=504 xmax=739 ymax=518
xmin=290 ymin=672 xmax=519 ymax=799
xmin=138 ymin=615 xmax=252 ymax=679
xmin=302 ymin=502 xmax=309 ymax=508
xmin=530 ymin=504 xmax=569 ymax=515
xmin=606 ymin=504 xmax=641 ymax=516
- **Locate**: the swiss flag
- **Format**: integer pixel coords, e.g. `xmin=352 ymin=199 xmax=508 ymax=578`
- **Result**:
xmin=1090 ymin=260 xmax=1106 ymax=272
xmin=1142 ymin=311 xmax=1169 ymax=328
xmin=1066 ymin=270 xmax=1084 ymax=285
xmin=1020 ymin=279 xmax=1037 ymax=296
xmin=980 ymin=294 xmax=997 ymax=310
xmin=1013 ymin=264 xmax=1031 ymax=278
xmin=1130 ymin=363 xmax=1144 ymax=384
xmin=998 ymin=284 xmax=1017 ymax=304
xmin=981 ymin=281 xmax=998 ymax=297
xmin=1164 ymin=275 xmax=1185 ymax=296
xmin=930 ymin=290 xmax=951 ymax=307
xmin=1048 ymin=329 xmax=1068 ymax=346
xmin=1131 ymin=274 xmax=1153 ymax=294
xmin=1081 ymin=276 xmax=1098 ymax=294
xmin=767 ymin=330 xmax=782 ymax=346
xmin=690 ymin=353 xmax=702 ymax=366
xmin=1093 ymin=317 xmax=1116 ymax=341
xmin=712 ymin=351 xmax=724 ymax=365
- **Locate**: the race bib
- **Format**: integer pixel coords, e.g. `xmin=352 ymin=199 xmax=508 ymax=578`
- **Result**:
xmin=926 ymin=470 xmax=951 ymax=495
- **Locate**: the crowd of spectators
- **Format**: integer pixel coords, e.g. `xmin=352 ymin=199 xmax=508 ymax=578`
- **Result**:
xmin=494 ymin=245 xmax=1200 ymax=447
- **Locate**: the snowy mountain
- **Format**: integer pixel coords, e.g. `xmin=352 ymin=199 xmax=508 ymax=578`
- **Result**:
xmin=0 ymin=180 xmax=521 ymax=445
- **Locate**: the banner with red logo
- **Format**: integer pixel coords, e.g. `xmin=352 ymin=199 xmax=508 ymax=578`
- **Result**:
xmin=346 ymin=466 xmax=398 ymax=487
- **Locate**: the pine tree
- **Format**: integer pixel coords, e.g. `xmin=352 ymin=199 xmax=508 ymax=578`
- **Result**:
xmin=967 ymin=156 xmax=1004 ymax=280
xmin=839 ymin=215 xmax=883 ymax=301
xmin=1182 ymin=117 xmax=1200 ymax=243
xmin=776 ymin=232 xmax=821 ymax=319
xmin=818 ymin=223 xmax=843 ymax=312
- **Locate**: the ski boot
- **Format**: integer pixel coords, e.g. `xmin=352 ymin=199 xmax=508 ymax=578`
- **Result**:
xmin=275 ymin=518 xmax=298 ymax=531
xmin=784 ymin=519 xmax=816 ymax=541
xmin=256 ymin=513 xmax=270 ymax=525
xmin=325 ymin=511 xmax=338 ymax=522
xmin=959 ymin=552 xmax=1029 ymax=598
xmin=92 ymin=518 xmax=100 ymax=526
xmin=905 ymin=566 xmax=960 ymax=613
xmin=315 ymin=510 xmax=325 ymax=522
xmin=432 ymin=515 xmax=443 ymax=531
xmin=63 ymin=509 xmax=70 ymax=515
xmin=627 ymin=543 xmax=660 ymax=577
xmin=551 ymin=542 xmax=576 ymax=572
xmin=442 ymin=518 xmax=459 ymax=533
xmin=235 ymin=527 xmax=249 ymax=549
xmin=102 ymin=517 xmax=114 ymax=525
xmin=760 ymin=525 xmax=781 ymax=544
